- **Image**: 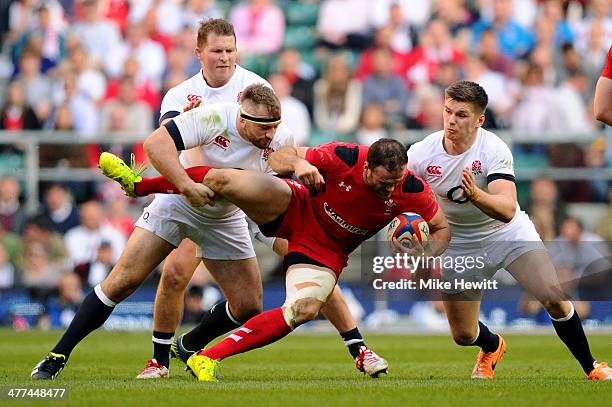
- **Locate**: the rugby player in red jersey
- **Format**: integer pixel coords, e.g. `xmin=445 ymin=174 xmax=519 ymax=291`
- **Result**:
xmin=126 ymin=136 xmax=450 ymax=381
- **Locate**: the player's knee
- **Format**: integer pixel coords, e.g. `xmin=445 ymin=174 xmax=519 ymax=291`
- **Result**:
xmin=284 ymin=298 xmax=322 ymax=327
xmin=452 ymin=330 xmax=478 ymax=346
xmin=205 ymin=169 xmax=233 ymax=194
xmin=160 ymin=262 xmax=193 ymax=292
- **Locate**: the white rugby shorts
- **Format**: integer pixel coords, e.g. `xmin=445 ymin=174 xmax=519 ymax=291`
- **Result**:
xmin=135 ymin=195 xmax=255 ymax=260
xmin=440 ymin=210 xmax=546 ymax=294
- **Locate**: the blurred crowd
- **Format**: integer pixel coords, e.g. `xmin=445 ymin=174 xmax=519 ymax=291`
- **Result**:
xmin=0 ymin=0 xmax=610 ymax=328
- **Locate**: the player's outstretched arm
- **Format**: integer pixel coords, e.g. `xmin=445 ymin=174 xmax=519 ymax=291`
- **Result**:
xmin=143 ymin=127 xmax=214 ymax=206
xmin=461 ymin=168 xmax=517 ymax=222
xmin=594 ymin=76 xmax=612 ymax=126
xmin=269 ymin=146 xmax=325 ymax=190
xmin=424 ymin=208 xmax=451 ymax=256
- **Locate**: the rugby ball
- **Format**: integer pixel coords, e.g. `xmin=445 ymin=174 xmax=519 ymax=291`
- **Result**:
xmin=386 ymin=212 xmax=430 ymax=246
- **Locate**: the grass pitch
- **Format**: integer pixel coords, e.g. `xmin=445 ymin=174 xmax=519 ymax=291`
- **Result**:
xmin=1 ymin=329 xmax=610 ymax=406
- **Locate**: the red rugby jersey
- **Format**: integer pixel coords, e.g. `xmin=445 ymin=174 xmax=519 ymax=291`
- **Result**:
xmin=603 ymin=45 xmax=612 ymax=79
xmin=303 ymin=142 xmax=439 ymax=256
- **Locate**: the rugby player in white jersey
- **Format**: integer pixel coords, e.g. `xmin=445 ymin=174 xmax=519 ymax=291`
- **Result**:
xmin=406 ymin=80 xmax=611 ymax=380
xmin=138 ymin=18 xmax=386 ymax=379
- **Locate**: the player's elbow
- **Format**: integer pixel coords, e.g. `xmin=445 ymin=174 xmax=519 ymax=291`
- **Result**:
xmin=499 ymin=201 xmax=517 ymax=223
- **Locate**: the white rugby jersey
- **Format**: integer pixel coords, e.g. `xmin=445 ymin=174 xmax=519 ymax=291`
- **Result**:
xmin=160 ymin=64 xmax=271 ymax=121
xmin=160 ymin=64 xmax=272 ymax=168
xmin=407 ymin=127 xmax=520 ymax=241
xmin=168 ymin=101 xmax=295 ymax=218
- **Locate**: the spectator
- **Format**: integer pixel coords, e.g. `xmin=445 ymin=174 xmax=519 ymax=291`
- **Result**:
xmin=104 ymin=197 xmax=135 ymax=239
xmin=183 ymin=0 xmax=223 ymax=30
xmin=405 ymin=85 xmax=444 ymax=131
xmin=21 ymin=215 xmax=68 ymax=266
xmin=385 ymin=2 xmax=417 ymax=53
xmin=100 ymin=76 xmax=154 ymax=134
xmin=572 ymin=0 xmax=612 ymax=58
xmin=268 ymin=73 xmax=311 ymax=146
xmin=10 ymin=5 xmax=65 ymax=72
xmin=15 ymin=50 xmax=53 ymax=124
xmin=63 ymin=200 xmax=125 ymax=274
xmin=0 ymin=223 xmax=23 ymax=266
xmin=471 ymin=0 xmax=535 ymax=60
xmin=0 ymin=80 xmax=41 ymax=135
xmin=583 ymin=138 xmax=609 ymax=202
xmin=355 ymin=104 xmax=388 ymax=146
xmin=19 ymin=241 xmax=64 ymax=295
xmin=52 ymin=69 xmax=99 ymax=137
xmin=0 ymin=243 xmax=15 ymax=289
xmin=355 ymin=25 xmax=409 ymax=80
xmin=404 ymin=19 xmax=465 ymax=88
xmin=510 ymin=63 xmax=555 ymax=133
xmin=229 ymin=0 xmax=285 ymax=56
xmin=87 ymin=242 xmax=115 ymax=287
xmin=548 ymin=217 xmax=611 ymax=318
xmin=72 ymin=0 xmax=122 ymax=68
xmin=41 ymin=184 xmax=80 ymax=235
xmin=46 ymin=272 xmax=83 ymax=328
xmin=526 ymin=178 xmax=567 ymax=241
xmin=276 ymin=48 xmax=315 ymax=117
xmin=549 ymin=69 xmax=595 ymax=133
xmin=463 ymin=54 xmax=514 ymax=128
xmin=105 ymin=22 xmax=166 ymax=87
xmin=477 ymin=28 xmax=514 ymax=78
xmin=539 ymin=0 xmax=574 ymax=46
xmin=371 ymin=0 xmax=432 ymax=30
xmin=362 ymin=47 xmax=409 ymax=130
xmin=0 ymin=177 xmax=26 ymax=234
xmin=106 ymin=56 xmax=161 ymax=112
xmin=313 ymin=54 xmax=362 ymax=135
xmin=63 ymin=45 xmax=107 ymax=105
xmin=431 ymin=0 xmax=475 ymax=36
xmin=317 ymin=0 xmax=372 ymax=50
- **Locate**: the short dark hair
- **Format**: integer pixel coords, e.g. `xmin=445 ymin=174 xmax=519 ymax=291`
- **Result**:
xmin=197 ymin=18 xmax=235 ymax=47
xmin=240 ymin=84 xmax=281 ymax=119
xmin=367 ymin=139 xmax=407 ymax=173
xmin=444 ymin=80 xmax=488 ymax=114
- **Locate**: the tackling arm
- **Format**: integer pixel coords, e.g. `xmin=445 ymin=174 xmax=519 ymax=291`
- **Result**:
xmin=143 ymin=126 xmax=213 ymax=206
xmin=269 ymin=146 xmax=325 ymax=189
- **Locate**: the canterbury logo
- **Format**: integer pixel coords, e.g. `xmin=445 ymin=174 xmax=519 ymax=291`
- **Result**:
xmin=187 ymin=94 xmax=202 ymax=102
xmin=213 ymin=135 xmax=230 ymax=149
xmin=426 ymin=165 xmax=442 ymax=176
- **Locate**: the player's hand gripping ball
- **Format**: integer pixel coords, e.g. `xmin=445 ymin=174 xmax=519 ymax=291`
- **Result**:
xmin=386 ymin=212 xmax=430 ymax=248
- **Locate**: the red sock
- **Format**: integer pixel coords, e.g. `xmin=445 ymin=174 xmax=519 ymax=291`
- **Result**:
xmin=134 ymin=166 xmax=212 ymax=196
xmin=200 ymin=308 xmax=292 ymax=360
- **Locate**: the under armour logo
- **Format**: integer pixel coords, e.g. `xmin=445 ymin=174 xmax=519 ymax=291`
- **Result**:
xmin=338 ymin=181 xmax=352 ymax=192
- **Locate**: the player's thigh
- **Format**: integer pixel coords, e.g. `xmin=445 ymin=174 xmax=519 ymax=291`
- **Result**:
xmin=203 ymin=257 xmax=262 ymax=319
xmin=102 ymin=227 xmax=175 ymax=301
xmin=160 ymin=239 xmax=201 ymax=289
xmin=206 ymin=168 xmax=292 ymax=224
xmin=442 ymin=291 xmax=483 ymax=342
xmin=505 ymin=249 xmax=566 ymax=304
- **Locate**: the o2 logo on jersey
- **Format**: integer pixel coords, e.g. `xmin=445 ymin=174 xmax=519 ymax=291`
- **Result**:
xmin=262 ymin=147 xmax=274 ymax=161
xmin=187 ymin=94 xmax=202 ymax=102
xmin=426 ymin=165 xmax=443 ymax=177
xmin=471 ymin=160 xmax=483 ymax=176
xmin=446 ymin=186 xmax=469 ymax=204
xmin=213 ymin=135 xmax=230 ymax=149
